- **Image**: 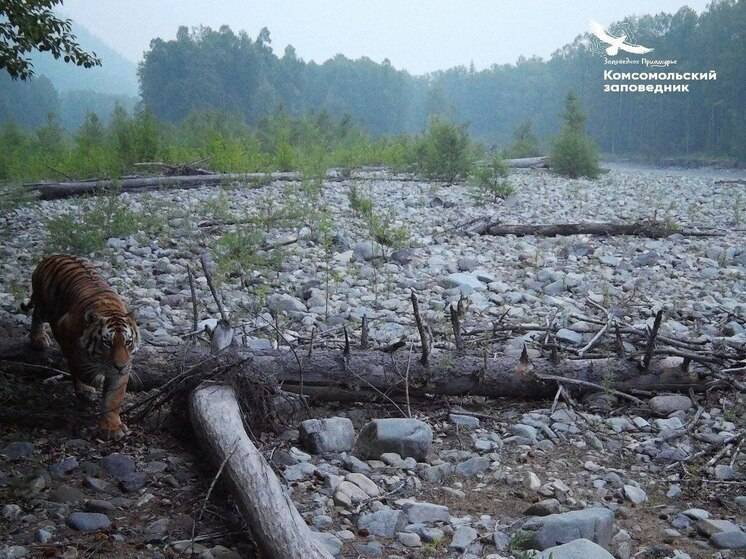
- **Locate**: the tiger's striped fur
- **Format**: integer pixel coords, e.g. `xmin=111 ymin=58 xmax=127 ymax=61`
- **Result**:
xmin=24 ymin=254 xmax=139 ymax=438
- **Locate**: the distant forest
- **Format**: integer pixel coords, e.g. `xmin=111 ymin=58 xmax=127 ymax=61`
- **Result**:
xmin=1 ymin=0 xmax=744 ymax=159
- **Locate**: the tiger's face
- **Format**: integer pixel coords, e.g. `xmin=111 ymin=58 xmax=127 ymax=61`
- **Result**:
xmin=81 ymin=310 xmax=139 ymax=374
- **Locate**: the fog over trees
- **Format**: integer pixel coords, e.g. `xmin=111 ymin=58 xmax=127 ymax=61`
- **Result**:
xmin=1 ymin=0 xmax=744 ymax=159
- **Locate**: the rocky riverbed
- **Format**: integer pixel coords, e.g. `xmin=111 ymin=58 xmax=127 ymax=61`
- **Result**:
xmin=1 ymin=166 xmax=745 ymax=558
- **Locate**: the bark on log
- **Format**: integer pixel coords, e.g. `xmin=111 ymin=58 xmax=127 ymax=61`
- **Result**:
xmin=0 ymin=337 xmax=703 ymax=400
xmin=25 ymin=173 xmax=313 ymax=200
xmin=476 ymin=221 xmax=723 ymax=238
xmin=505 ymin=156 xmax=550 ymax=168
xmin=22 ymin=171 xmax=437 ymax=200
xmin=190 ymin=384 xmax=333 ymax=559
xmin=133 ymin=162 xmax=213 ymax=176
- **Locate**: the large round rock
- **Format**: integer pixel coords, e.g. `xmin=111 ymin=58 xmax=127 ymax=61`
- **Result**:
xmin=537 ymin=538 xmax=614 ymax=558
xmin=354 ymin=418 xmax=432 ymax=461
xmin=519 ymin=507 xmax=614 ymax=550
xmin=649 ymin=394 xmax=692 ymax=416
xmin=300 ymin=417 xmax=355 ymax=454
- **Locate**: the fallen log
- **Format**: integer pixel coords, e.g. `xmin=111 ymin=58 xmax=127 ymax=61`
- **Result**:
xmin=25 ymin=172 xmax=312 ymax=200
xmin=190 ymin=384 xmax=333 ymax=559
xmin=133 ymin=162 xmax=213 ymax=176
xmin=475 ymin=221 xmax=724 ymax=238
xmin=0 ymin=337 xmax=706 ymax=402
xmin=505 ymin=156 xmax=549 ymax=169
xmin=22 ymin=171 xmax=439 ymax=200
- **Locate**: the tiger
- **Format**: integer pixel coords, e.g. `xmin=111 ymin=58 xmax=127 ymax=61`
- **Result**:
xmin=22 ymin=254 xmax=139 ymax=439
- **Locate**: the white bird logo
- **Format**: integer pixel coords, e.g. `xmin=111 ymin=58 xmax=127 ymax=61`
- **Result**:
xmin=589 ymin=20 xmax=653 ymax=56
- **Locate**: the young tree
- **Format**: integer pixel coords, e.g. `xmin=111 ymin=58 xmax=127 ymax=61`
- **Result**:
xmin=550 ymin=92 xmax=600 ymax=179
xmin=417 ymin=117 xmax=471 ymax=182
xmin=76 ymin=112 xmax=105 ymax=152
xmin=469 ymin=154 xmax=513 ymax=204
xmin=506 ymin=120 xmax=541 ymax=158
xmin=35 ymin=112 xmax=65 ymax=155
xmin=0 ymin=0 xmax=101 ymax=79
xmin=108 ymin=104 xmax=134 ymax=165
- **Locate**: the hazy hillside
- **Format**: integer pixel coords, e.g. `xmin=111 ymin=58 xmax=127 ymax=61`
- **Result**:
xmin=30 ymin=23 xmax=139 ymax=97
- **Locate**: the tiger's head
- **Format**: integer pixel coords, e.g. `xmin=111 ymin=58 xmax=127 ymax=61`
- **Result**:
xmin=81 ymin=309 xmax=140 ymax=374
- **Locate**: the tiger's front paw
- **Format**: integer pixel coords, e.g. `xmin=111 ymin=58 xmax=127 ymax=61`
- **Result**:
xmin=99 ymin=418 xmax=130 ymax=441
xmin=74 ymin=381 xmax=99 ymax=405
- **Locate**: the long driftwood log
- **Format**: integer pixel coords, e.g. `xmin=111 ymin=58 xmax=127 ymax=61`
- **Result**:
xmin=505 ymin=156 xmax=550 ymax=169
xmin=190 ymin=384 xmax=333 ymax=559
xmin=25 ymin=173 xmax=318 ymax=200
xmin=0 ymin=337 xmax=704 ymax=402
xmin=475 ymin=221 xmax=723 ymax=238
xmin=23 ymin=170 xmax=443 ymax=200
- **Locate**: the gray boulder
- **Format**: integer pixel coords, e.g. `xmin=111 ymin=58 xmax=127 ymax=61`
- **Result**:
xmin=267 ymin=293 xmax=307 ymax=314
xmin=537 ymin=538 xmax=614 ymax=559
xmin=457 ymin=256 xmax=479 ymax=271
xmin=449 ymin=525 xmax=478 ymax=551
xmin=355 ymin=418 xmax=432 ymax=461
xmin=354 ymin=241 xmax=383 ymax=261
xmin=442 ymin=272 xmax=486 ymax=292
xmin=357 ymin=507 xmax=406 ymax=538
xmin=1 ymin=442 xmax=34 ymax=460
xmin=455 ymin=456 xmax=491 ymax=477
xmin=449 ymin=413 xmax=480 ymax=428
xmin=313 ymin=532 xmax=343 ymax=557
xmin=67 ymin=512 xmax=111 ymax=532
xmin=520 ymin=507 xmax=614 ymax=550
xmin=300 ymin=417 xmax=355 ymax=454
xmin=101 ymin=453 xmax=135 ymax=480
xmin=711 ymin=530 xmax=746 ymax=549
xmin=402 ymin=501 xmax=450 ymax=524
xmin=556 ymin=329 xmax=583 ymax=345
xmin=649 ymin=394 xmax=692 ymax=416
xmin=419 ymin=463 xmax=453 ymax=483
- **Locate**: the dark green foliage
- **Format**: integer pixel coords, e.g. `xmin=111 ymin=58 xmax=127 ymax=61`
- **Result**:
xmin=347 ymin=184 xmax=374 ymax=218
xmin=130 ymin=5 xmax=744 ymax=160
xmin=46 ymin=190 xmax=141 ymax=254
xmin=0 ymin=0 xmax=100 ymax=79
xmin=2 ymin=1 xmax=744 ymax=172
xmin=367 ymin=211 xmax=410 ymax=248
xmin=214 ymin=226 xmax=276 ymax=277
xmin=551 ymin=93 xmax=600 ymax=179
xmin=138 ymin=26 xmax=425 ymax=136
xmin=0 ymin=73 xmax=59 ymax=127
xmin=470 ymin=155 xmax=513 ymax=204
xmin=0 ymin=108 xmax=426 ymax=182
xmin=416 ymin=118 xmax=472 ymax=182
xmin=505 ymin=120 xmax=541 ymax=158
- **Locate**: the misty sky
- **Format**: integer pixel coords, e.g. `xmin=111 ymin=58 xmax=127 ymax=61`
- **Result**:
xmin=62 ymin=0 xmax=710 ymax=74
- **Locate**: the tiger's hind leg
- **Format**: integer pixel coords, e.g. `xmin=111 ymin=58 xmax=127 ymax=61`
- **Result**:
xmin=29 ymin=305 xmax=51 ymax=350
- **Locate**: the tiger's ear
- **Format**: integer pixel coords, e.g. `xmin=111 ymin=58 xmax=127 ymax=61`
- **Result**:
xmin=84 ymin=309 xmax=100 ymax=325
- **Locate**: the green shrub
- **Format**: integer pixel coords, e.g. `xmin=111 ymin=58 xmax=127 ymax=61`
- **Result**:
xmin=0 ymin=183 xmax=35 ymax=212
xmin=214 ymin=226 xmax=282 ymax=278
xmin=550 ymin=92 xmax=599 ymax=179
xmin=46 ymin=190 xmax=141 ymax=254
xmin=469 ymin=154 xmax=513 ymax=204
xmin=0 ymin=109 xmax=465 ymax=182
xmin=368 ymin=210 xmax=410 ymax=248
xmin=505 ymin=120 xmax=541 ymax=158
xmin=416 ymin=118 xmax=472 ymax=182
xmin=347 ymin=183 xmax=374 ymax=217
xmin=275 ymin=141 xmax=296 ymax=171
